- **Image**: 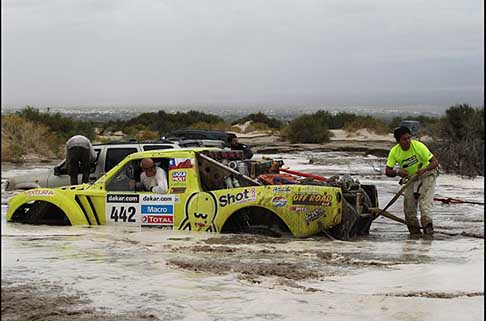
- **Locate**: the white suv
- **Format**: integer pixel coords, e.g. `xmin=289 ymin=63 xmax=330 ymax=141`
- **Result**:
xmin=5 ymin=140 xmax=179 ymax=191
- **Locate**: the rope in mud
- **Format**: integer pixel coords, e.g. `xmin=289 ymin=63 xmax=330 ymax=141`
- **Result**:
xmin=373 ymin=174 xmax=418 ymax=220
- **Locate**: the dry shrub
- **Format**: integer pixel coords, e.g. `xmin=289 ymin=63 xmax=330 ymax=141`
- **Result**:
xmin=189 ymin=122 xmax=234 ymax=131
xmin=135 ymin=130 xmax=160 ymax=141
xmin=343 ymin=118 xmax=389 ymax=135
xmin=242 ymin=122 xmax=275 ymax=134
xmin=1 ymin=115 xmax=63 ymax=162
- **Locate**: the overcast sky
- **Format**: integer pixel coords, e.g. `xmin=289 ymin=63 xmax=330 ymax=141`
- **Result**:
xmin=1 ymin=0 xmax=484 ymax=109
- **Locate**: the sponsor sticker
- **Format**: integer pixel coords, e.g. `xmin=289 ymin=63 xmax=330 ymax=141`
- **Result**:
xmin=272 ymin=186 xmax=291 ymax=194
xmin=25 ymin=190 xmax=54 ymax=197
xmin=170 ymin=187 xmax=186 ymax=194
xmin=289 ymin=206 xmax=308 ymax=212
xmin=141 ymin=195 xmax=173 ymax=202
xmin=141 ymin=215 xmax=173 ymax=225
xmin=140 ymin=194 xmax=175 ymax=226
xmin=107 ymin=194 xmax=139 ymax=203
xmin=171 ymin=171 xmax=187 ymax=182
xmin=106 ymin=193 xmax=141 ymax=226
xmin=305 ymin=208 xmax=326 ymax=222
xmin=219 ymin=187 xmax=256 ymax=207
xmin=141 ymin=204 xmax=174 ymax=215
xmin=292 ymin=193 xmax=332 ymax=206
xmin=271 ymin=196 xmax=288 ymax=207
xmin=169 ymin=158 xmax=193 ymax=170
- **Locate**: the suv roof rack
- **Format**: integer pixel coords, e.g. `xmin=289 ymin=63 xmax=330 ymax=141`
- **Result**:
xmin=94 ymin=139 xmax=175 ymax=146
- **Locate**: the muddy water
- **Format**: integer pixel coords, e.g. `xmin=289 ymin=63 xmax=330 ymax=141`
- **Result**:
xmin=1 ymin=153 xmax=484 ymax=321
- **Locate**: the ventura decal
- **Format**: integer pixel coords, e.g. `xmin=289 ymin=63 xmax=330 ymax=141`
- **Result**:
xmin=25 ymin=190 xmax=54 ymax=197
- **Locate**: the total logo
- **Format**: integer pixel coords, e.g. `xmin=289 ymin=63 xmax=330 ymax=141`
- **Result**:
xmin=142 ymin=215 xmax=173 ymax=225
xmin=219 ymin=188 xmax=256 ymax=207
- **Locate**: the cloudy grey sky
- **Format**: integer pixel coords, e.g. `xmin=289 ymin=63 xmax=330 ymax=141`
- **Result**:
xmin=1 ymin=0 xmax=484 ymax=109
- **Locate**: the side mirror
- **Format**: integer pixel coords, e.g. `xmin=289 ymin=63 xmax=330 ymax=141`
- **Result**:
xmin=54 ymin=166 xmax=61 ymax=176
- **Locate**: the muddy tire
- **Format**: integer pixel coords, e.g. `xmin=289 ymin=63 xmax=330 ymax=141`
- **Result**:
xmin=361 ymin=184 xmax=379 ymax=208
xmin=29 ymin=201 xmax=51 ymax=225
xmin=330 ymin=200 xmax=360 ymax=241
xmin=240 ymin=226 xmax=282 ymax=238
xmin=28 ymin=201 xmax=70 ymax=225
xmin=355 ymin=185 xmax=379 ymax=236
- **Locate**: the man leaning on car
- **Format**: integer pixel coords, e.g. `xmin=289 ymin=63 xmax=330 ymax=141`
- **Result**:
xmin=66 ymin=135 xmax=97 ymax=185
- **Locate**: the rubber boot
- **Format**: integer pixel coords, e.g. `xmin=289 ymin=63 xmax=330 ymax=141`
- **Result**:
xmin=423 ymin=223 xmax=434 ymax=235
xmin=407 ymin=225 xmax=422 ymax=236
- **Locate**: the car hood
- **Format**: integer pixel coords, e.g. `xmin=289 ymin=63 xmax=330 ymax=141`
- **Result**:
xmin=5 ymin=170 xmax=50 ymax=191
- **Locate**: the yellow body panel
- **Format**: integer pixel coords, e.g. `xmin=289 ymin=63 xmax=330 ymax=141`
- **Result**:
xmin=7 ymin=148 xmax=344 ymax=237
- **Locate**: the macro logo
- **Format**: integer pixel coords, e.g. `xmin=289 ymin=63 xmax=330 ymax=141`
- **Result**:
xmin=141 ymin=205 xmax=174 ymax=214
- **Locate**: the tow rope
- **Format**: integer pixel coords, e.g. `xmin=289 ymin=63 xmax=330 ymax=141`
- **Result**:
xmin=433 ymin=197 xmax=484 ymax=205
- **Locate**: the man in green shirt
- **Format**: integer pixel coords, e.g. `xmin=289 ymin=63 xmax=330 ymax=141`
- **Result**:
xmin=385 ymin=126 xmax=439 ymax=236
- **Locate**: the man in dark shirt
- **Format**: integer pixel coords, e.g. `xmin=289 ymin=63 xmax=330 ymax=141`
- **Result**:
xmin=229 ymin=135 xmax=253 ymax=159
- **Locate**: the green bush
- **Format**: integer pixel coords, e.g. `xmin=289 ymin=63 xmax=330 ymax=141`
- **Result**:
xmin=286 ymin=114 xmax=332 ymax=143
xmin=232 ymin=112 xmax=284 ymax=129
xmin=16 ymin=106 xmax=96 ymax=141
xmin=117 ymin=110 xmax=225 ymax=135
xmin=343 ymin=116 xmax=389 ymax=135
xmin=431 ymin=104 xmax=484 ymax=177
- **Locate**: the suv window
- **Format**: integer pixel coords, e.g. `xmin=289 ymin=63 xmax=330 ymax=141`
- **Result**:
xmin=105 ymin=148 xmax=138 ymax=172
xmin=143 ymin=145 xmax=174 ymax=151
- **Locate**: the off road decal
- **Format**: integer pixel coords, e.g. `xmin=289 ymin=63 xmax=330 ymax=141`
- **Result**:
xmin=179 ymin=192 xmax=218 ymax=232
xmin=106 ymin=193 xmax=140 ymax=226
xmin=291 ymin=193 xmax=332 ymax=206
